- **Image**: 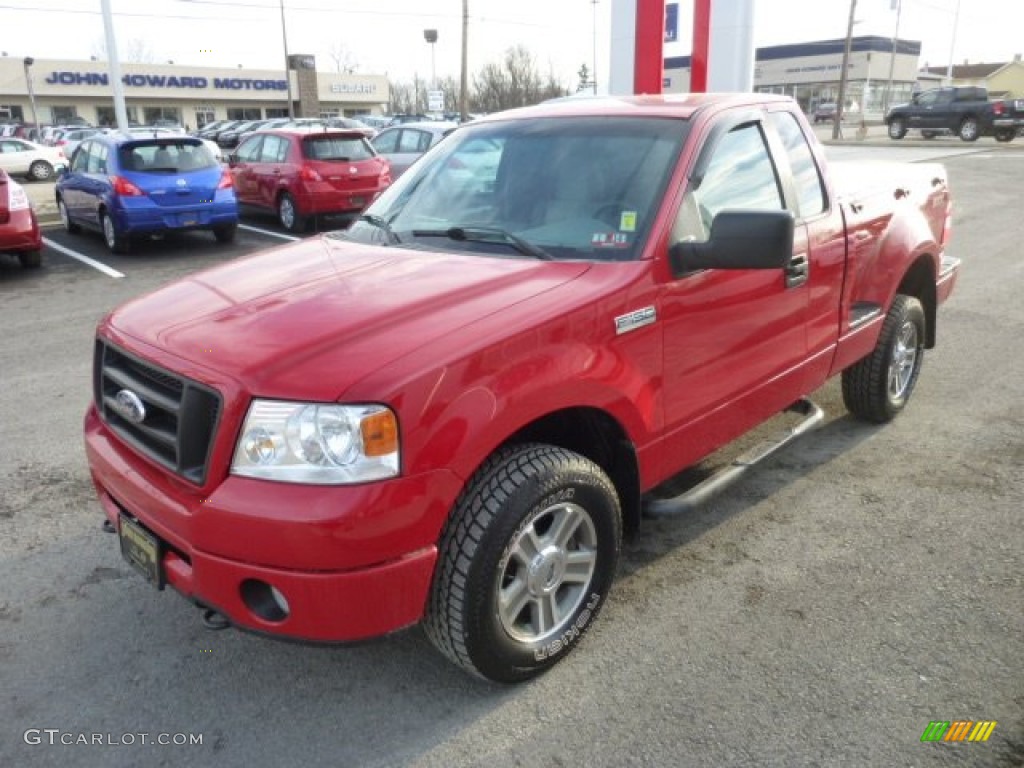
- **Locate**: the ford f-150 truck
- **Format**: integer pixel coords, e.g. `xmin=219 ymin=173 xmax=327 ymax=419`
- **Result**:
xmin=84 ymin=94 xmax=959 ymax=683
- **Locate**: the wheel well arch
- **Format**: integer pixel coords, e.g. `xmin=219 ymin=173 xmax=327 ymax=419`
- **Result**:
xmin=500 ymin=407 xmax=642 ymax=535
xmin=897 ymin=255 xmax=938 ymax=348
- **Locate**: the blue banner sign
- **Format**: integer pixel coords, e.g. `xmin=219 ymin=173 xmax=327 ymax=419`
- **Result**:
xmin=44 ymin=71 xmax=288 ymax=91
xmin=665 ymin=3 xmax=678 ymax=43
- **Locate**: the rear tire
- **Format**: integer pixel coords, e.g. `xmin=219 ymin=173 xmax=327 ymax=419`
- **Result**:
xmin=28 ymin=160 xmax=54 ymax=181
xmin=958 ymin=116 xmax=979 ymax=142
xmin=842 ymin=295 xmax=926 ymax=423
xmin=424 ymin=444 xmax=621 ymax=683
xmin=887 ymin=118 xmax=907 ymax=140
xmin=18 ymin=250 xmax=42 ymax=268
xmin=277 ymin=193 xmax=307 ymax=234
xmin=213 ymin=223 xmax=237 ymax=244
xmin=101 ymin=211 xmax=130 ymax=254
xmin=994 ymin=128 xmax=1015 ymax=143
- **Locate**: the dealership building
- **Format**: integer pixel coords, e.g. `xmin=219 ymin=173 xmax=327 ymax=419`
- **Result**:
xmin=665 ymin=35 xmax=923 ymax=114
xmin=0 ymin=56 xmax=389 ymax=128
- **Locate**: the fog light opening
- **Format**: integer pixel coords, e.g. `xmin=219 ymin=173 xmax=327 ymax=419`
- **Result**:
xmin=240 ymin=579 xmax=290 ymax=623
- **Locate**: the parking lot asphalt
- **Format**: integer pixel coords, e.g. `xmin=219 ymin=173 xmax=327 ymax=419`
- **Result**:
xmin=1 ymin=143 xmax=1022 ymax=768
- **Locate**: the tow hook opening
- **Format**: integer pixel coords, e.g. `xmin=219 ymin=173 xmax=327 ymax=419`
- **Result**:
xmin=101 ymin=519 xmax=116 ymax=534
xmin=201 ymin=608 xmax=231 ymax=631
xmin=240 ymin=579 xmax=290 ymax=623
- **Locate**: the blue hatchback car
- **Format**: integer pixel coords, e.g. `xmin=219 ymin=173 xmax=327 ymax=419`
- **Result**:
xmin=55 ymin=133 xmax=238 ymax=253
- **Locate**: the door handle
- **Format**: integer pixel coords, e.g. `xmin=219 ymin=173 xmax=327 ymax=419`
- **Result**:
xmin=785 ymin=254 xmax=809 ymax=289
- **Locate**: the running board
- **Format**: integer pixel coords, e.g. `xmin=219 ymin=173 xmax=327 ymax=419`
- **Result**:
xmin=644 ymin=398 xmax=825 ymax=518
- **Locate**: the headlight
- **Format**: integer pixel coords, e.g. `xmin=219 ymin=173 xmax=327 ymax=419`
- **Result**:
xmin=231 ymin=400 xmax=399 ymax=484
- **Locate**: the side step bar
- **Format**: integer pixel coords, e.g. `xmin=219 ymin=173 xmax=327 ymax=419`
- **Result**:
xmin=644 ymin=398 xmax=825 ymax=518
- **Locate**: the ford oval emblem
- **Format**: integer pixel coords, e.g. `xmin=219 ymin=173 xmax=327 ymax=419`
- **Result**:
xmin=112 ymin=389 xmax=147 ymax=424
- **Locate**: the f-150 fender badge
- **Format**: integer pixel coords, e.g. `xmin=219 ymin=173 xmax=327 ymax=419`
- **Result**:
xmin=615 ymin=306 xmax=656 ymax=335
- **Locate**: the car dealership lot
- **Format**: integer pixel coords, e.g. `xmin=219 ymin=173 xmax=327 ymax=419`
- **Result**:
xmin=1 ymin=144 xmax=1021 ymax=767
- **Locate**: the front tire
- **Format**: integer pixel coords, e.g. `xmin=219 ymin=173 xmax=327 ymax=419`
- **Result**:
xmin=888 ymin=118 xmax=907 ymax=140
xmin=424 ymin=444 xmax=621 ymax=683
xmin=28 ymin=160 xmax=54 ymax=181
xmin=57 ymin=197 xmax=81 ymax=234
xmin=842 ymin=295 xmax=926 ymax=423
xmin=958 ymin=116 xmax=979 ymax=142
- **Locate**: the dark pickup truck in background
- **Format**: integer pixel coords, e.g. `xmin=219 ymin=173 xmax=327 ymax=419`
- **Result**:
xmin=886 ymin=86 xmax=1024 ymax=142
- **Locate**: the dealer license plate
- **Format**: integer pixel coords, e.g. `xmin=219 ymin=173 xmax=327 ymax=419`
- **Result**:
xmin=119 ymin=515 xmax=163 ymax=589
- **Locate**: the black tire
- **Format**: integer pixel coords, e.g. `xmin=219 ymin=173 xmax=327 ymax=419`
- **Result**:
xmin=994 ymin=128 xmax=1015 ymax=143
xmin=18 ymin=250 xmax=42 ymax=268
xmin=958 ymin=116 xmax=979 ymax=142
xmin=842 ymin=295 xmax=926 ymax=424
xmin=424 ymin=444 xmax=621 ymax=683
xmin=887 ymin=118 xmax=907 ymax=140
xmin=57 ymin=197 xmax=81 ymax=234
xmin=100 ymin=210 xmax=130 ymax=254
xmin=28 ymin=160 xmax=54 ymax=181
xmin=277 ymin=192 xmax=307 ymax=234
xmin=921 ymin=130 xmax=938 ymax=140
xmin=213 ymin=223 xmax=237 ymax=244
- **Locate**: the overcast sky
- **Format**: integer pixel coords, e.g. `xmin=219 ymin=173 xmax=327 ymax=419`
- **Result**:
xmin=3 ymin=0 xmax=1022 ymax=87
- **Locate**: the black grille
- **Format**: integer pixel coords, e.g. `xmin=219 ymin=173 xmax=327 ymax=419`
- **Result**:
xmin=94 ymin=340 xmax=221 ymax=485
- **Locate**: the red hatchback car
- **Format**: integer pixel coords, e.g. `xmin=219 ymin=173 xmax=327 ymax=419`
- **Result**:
xmin=0 ymin=169 xmax=43 ymax=268
xmin=229 ymin=129 xmax=390 ymax=232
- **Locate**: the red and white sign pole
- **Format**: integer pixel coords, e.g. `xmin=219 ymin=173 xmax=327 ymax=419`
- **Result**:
xmin=609 ymin=0 xmax=755 ymax=95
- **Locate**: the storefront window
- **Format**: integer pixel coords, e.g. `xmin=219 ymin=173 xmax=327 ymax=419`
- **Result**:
xmin=194 ymin=107 xmax=216 ymax=128
xmin=95 ymin=106 xmax=139 ymax=127
xmin=51 ymin=106 xmax=79 ymax=125
xmin=0 ymin=105 xmax=24 ymax=122
xmin=265 ymin=108 xmax=289 ymax=118
xmin=143 ymin=107 xmax=182 ymax=127
xmin=227 ymin=107 xmax=262 ymax=120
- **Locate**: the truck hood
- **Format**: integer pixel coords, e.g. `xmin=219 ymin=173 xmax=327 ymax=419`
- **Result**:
xmin=110 ymin=237 xmax=591 ymax=399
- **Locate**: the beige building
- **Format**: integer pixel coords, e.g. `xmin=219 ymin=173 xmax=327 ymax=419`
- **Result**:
xmin=0 ymin=56 xmax=390 ymax=128
xmin=920 ymin=57 xmax=1024 ymax=98
xmin=665 ymin=36 xmax=922 ymax=115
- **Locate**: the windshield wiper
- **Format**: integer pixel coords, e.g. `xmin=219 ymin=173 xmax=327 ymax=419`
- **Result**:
xmin=358 ymin=213 xmax=401 ymax=244
xmin=410 ymin=226 xmax=553 ymax=260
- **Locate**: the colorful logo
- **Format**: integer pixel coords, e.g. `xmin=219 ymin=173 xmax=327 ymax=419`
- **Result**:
xmin=921 ymin=720 xmax=997 ymax=743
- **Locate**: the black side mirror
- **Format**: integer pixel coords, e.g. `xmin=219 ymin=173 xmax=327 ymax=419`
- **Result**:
xmin=669 ymin=209 xmax=794 ymax=276
xmin=227 ymin=153 xmax=238 ymax=167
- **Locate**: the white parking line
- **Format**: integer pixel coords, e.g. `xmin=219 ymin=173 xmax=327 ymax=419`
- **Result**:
xmin=238 ymin=224 xmax=300 ymax=242
xmin=42 ymin=237 xmax=125 ymax=279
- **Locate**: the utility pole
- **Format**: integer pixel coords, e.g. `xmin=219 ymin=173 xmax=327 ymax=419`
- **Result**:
xmin=460 ymin=0 xmax=469 ymax=121
xmin=883 ymin=0 xmax=902 ymax=115
xmin=945 ymin=0 xmax=961 ymax=85
xmin=591 ymin=0 xmax=599 ymax=94
xmin=833 ymin=0 xmax=856 ymax=140
xmin=279 ymin=0 xmax=294 ymax=118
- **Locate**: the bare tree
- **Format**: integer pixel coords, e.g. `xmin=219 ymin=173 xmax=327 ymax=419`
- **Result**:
xmin=91 ymin=36 xmax=157 ymax=63
xmin=471 ymin=46 xmax=568 ymax=113
xmin=326 ymin=43 xmax=359 ymax=74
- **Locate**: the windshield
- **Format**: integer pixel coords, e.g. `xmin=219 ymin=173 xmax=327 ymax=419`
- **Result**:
xmin=338 ymin=116 xmax=687 ymax=261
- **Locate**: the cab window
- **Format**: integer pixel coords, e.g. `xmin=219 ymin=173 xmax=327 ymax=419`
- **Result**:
xmin=769 ymin=112 xmax=827 ymax=218
xmin=673 ymin=121 xmax=783 ymax=244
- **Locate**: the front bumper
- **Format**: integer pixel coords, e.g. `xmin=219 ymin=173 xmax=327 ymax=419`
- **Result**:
xmin=84 ymin=404 xmax=462 ymax=642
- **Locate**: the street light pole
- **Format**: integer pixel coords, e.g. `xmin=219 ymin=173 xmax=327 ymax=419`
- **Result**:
xmin=279 ymin=0 xmax=294 ymax=118
xmin=592 ymin=0 xmax=598 ymax=95
xmin=99 ymin=0 xmax=129 ymax=131
xmin=945 ymin=0 xmax=962 ymax=85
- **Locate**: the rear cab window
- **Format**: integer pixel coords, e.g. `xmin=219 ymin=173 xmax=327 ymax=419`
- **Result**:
xmin=119 ymin=140 xmax=217 ymax=172
xmin=302 ymin=135 xmax=374 ymax=161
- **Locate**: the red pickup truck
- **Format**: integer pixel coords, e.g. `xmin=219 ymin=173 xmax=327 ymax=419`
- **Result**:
xmin=84 ymin=94 xmax=959 ymax=683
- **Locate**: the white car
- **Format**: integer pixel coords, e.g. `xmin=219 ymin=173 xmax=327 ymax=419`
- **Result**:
xmin=0 ymin=138 xmax=68 ymax=181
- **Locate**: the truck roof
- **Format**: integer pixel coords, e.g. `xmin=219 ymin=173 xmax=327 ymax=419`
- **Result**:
xmin=475 ymin=92 xmax=796 ymax=123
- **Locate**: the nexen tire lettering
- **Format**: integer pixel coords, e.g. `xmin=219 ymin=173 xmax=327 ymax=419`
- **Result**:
xmin=534 ymin=592 xmax=602 ymax=661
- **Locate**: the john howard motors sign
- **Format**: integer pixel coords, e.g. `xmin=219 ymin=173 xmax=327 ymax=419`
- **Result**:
xmin=44 ymin=71 xmax=288 ymax=91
